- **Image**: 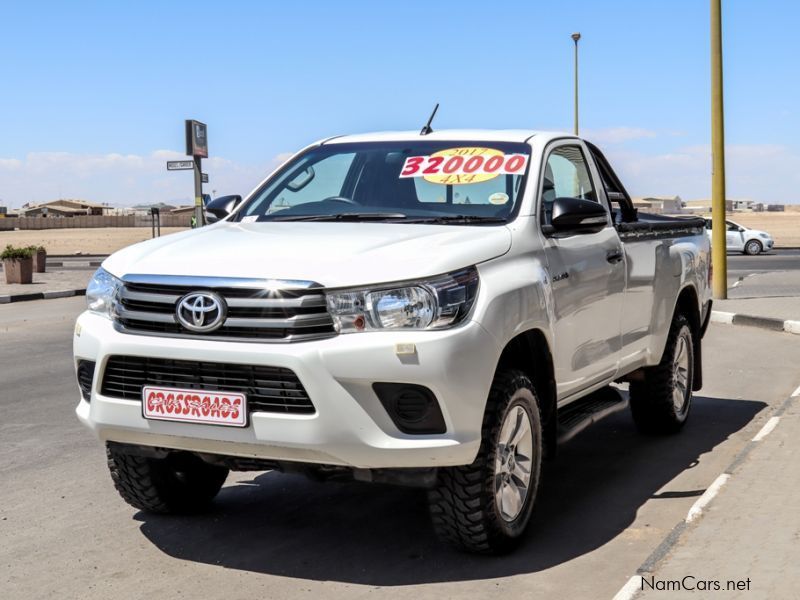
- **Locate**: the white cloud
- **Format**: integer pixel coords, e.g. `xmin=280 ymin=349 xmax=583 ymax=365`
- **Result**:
xmin=603 ymin=143 xmax=800 ymax=204
xmin=0 ymin=150 xmax=289 ymax=208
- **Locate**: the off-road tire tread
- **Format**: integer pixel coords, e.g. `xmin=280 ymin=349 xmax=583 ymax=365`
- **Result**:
xmin=629 ymin=313 xmax=693 ymax=435
xmin=428 ymin=370 xmax=541 ymax=554
xmin=106 ymin=445 xmax=228 ymax=514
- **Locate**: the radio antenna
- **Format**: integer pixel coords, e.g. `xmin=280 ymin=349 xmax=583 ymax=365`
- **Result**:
xmin=420 ymin=103 xmax=439 ymax=136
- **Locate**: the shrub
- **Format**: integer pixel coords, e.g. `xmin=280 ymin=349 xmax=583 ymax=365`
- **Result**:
xmin=1 ymin=245 xmax=34 ymax=260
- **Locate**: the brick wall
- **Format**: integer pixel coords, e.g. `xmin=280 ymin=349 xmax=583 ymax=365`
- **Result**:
xmin=0 ymin=214 xmax=192 ymax=230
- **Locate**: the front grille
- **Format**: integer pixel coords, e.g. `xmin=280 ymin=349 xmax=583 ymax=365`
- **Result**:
xmin=114 ymin=276 xmax=336 ymax=342
xmin=101 ymin=355 xmax=315 ymax=415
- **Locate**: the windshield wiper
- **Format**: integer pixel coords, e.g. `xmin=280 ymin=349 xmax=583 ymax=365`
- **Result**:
xmin=401 ymin=215 xmax=508 ymax=225
xmin=269 ymin=212 xmax=407 ymax=222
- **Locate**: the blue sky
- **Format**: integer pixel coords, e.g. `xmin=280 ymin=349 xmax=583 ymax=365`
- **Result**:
xmin=1 ymin=0 xmax=799 ymax=207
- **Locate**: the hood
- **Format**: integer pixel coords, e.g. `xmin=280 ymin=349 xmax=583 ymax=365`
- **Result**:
xmin=103 ymin=221 xmax=512 ymax=288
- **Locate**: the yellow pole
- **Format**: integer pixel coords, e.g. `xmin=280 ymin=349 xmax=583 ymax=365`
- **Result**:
xmin=572 ymin=33 xmax=581 ymax=135
xmin=711 ymin=0 xmax=727 ymax=298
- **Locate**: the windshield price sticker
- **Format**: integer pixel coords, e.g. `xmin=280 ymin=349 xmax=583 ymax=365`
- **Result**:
xmin=399 ymin=147 xmax=528 ymax=184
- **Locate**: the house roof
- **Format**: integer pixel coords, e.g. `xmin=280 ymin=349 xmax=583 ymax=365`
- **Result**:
xmin=23 ymin=204 xmax=85 ymax=214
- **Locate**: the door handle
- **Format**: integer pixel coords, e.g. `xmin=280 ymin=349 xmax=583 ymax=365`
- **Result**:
xmin=606 ymin=249 xmax=624 ymax=264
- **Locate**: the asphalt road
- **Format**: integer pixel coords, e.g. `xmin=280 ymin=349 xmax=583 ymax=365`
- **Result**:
xmin=727 ymin=248 xmax=800 ymax=276
xmin=2 ymin=297 xmax=800 ymax=599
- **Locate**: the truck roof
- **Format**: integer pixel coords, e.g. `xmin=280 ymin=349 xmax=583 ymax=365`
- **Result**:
xmin=323 ymin=129 xmax=574 ymax=145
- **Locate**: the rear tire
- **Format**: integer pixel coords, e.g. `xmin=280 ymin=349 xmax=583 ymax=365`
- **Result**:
xmin=428 ymin=369 xmax=543 ymax=554
xmin=744 ymin=240 xmax=762 ymax=255
xmin=629 ymin=313 xmax=694 ymax=435
xmin=106 ymin=444 xmax=229 ymax=514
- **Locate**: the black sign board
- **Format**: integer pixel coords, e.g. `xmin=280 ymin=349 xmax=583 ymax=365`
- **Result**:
xmin=201 ymin=173 xmax=209 ymax=183
xmin=185 ymin=120 xmax=208 ymax=158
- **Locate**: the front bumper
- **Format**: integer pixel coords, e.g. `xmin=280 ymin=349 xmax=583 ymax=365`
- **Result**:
xmin=73 ymin=312 xmax=500 ymax=468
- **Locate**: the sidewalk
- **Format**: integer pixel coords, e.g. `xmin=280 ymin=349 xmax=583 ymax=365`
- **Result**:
xmin=712 ymin=271 xmax=800 ymax=335
xmin=0 ymin=266 xmax=94 ymax=303
xmin=634 ymin=387 xmax=800 ymax=599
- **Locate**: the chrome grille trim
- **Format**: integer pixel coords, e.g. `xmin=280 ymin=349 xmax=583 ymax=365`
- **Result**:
xmin=117 ymin=307 xmax=178 ymax=323
xmin=223 ymin=314 xmax=335 ymax=329
xmin=121 ymin=274 xmax=321 ymax=289
xmin=119 ymin=289 xmax=180 ymax=304
xmin=114 ymin=274 xmax=336 ymax=343
xmin=225 ymin=296 xmax=327 ymax=308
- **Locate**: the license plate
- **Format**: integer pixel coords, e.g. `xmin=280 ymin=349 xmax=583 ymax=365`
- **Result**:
xmin=142 ymin=386 xmax=247 ymax=427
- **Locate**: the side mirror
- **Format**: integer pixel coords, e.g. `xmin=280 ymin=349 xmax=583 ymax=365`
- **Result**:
xmin=548 ymin=197 xmax=608 ymax=233
xmin=205 ymin=195 xmax=242 ymax=224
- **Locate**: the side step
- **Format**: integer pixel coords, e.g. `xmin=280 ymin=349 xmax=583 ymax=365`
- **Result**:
xmin=557 ymin=386 xmax=628 ymax=443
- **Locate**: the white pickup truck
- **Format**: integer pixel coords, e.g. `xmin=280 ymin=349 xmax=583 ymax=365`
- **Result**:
xmin=74 ymin=130 xmax=712 ymax=553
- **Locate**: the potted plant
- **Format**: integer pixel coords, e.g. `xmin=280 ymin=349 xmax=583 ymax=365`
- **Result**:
xmin=30 ymin=245 xmax=47 ymax=273
xmin=2 ymin=245 xmax=34 ymax=284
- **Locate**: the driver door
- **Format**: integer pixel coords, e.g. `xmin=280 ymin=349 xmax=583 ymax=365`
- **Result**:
xmin=539 ymin=142 xmax=626 ymax=401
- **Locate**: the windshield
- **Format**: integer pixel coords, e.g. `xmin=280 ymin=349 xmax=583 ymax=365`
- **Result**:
xmin=235 ymin=141 xmax=531 ymax=224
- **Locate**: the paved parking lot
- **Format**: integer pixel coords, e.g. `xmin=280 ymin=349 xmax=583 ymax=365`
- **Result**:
xmin=2 ymin=297 xmax=799 ymax=599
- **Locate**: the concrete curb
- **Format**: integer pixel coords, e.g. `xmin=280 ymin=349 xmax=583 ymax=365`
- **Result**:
xmin=710 ymin=310 xmax=800 ymax=335
xmin=0 ymin=288 xmax=86 ymax=304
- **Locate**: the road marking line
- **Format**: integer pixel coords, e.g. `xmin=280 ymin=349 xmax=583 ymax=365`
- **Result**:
xmin=785 ymin=321 xmax=800 ymax=335
xmin=613 ymin=576 xmax=643 ymax=600
xmin=709 ymin=311 xmax=735 ymax=324
xmin=752 ymin=416 xmax=781 ymax=442
xmin=686 ymin=474 xmax=730 ymax=523
xmin=792 ymin=384 xmax=800 ymax=398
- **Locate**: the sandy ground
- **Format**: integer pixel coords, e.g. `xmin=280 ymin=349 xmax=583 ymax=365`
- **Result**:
xmin=0 ymin=227 xmax=188 ymax=255
xmin=0 ymin=212 xmax=797 ymax=255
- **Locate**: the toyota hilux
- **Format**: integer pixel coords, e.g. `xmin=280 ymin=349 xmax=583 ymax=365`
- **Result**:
xmin=74 ymin=129 xmax=712 ymax=553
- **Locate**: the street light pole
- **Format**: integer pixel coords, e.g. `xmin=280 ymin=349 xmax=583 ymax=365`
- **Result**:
xmin=572 ymin=32 xmax=581 ymax=136
xmin=711 ymin=0 xmax=728 ymax=298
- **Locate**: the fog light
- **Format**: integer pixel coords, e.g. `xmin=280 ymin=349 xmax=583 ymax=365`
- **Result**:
xmin=372 ymin=383 xmax=446 ymax=434
xmin=76 ymin=360 xmax=95 ymax=401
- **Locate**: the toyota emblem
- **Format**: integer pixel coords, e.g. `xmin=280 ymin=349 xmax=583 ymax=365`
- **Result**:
xmin=176 ymin=292 xmax=226 ymax=332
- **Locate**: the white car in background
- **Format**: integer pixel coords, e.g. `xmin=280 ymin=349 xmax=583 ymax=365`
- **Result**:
xmin=704 ymin=218 xmax=774 ymax=255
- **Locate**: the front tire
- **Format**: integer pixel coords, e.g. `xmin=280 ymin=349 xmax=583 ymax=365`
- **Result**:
xmin=629 ymin=313 xmax=694 ymax=434
xmin=744 ymin=239 xmax=763 ymax=255
xmin=106 ymin=444 xmax=229 ymax=514
xmin=428 ymin=370 xmax=543 ymax=554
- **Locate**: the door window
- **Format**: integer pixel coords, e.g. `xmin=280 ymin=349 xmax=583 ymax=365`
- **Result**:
xmin=541 ymin=145 xmax=597 ymax=225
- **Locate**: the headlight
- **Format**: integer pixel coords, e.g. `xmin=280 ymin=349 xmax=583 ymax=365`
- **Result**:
xmin=758 ymin=233 xmax=770 ymax=239
xmin=326 ymin=267 xmax=479 ymax=333
xmin=86 ymin=268 xmax=121 ymax=319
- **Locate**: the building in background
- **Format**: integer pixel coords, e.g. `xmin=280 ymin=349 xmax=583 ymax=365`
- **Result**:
xmin=726 ymin=199 xmax=754 ymax=212
xmin=20 ymin=199 xmax=110 ymax=217
xmin=631 ymin=196 xmax=683 ymax=214
xmin=684 ymin=198 xmax=762 ymax=214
